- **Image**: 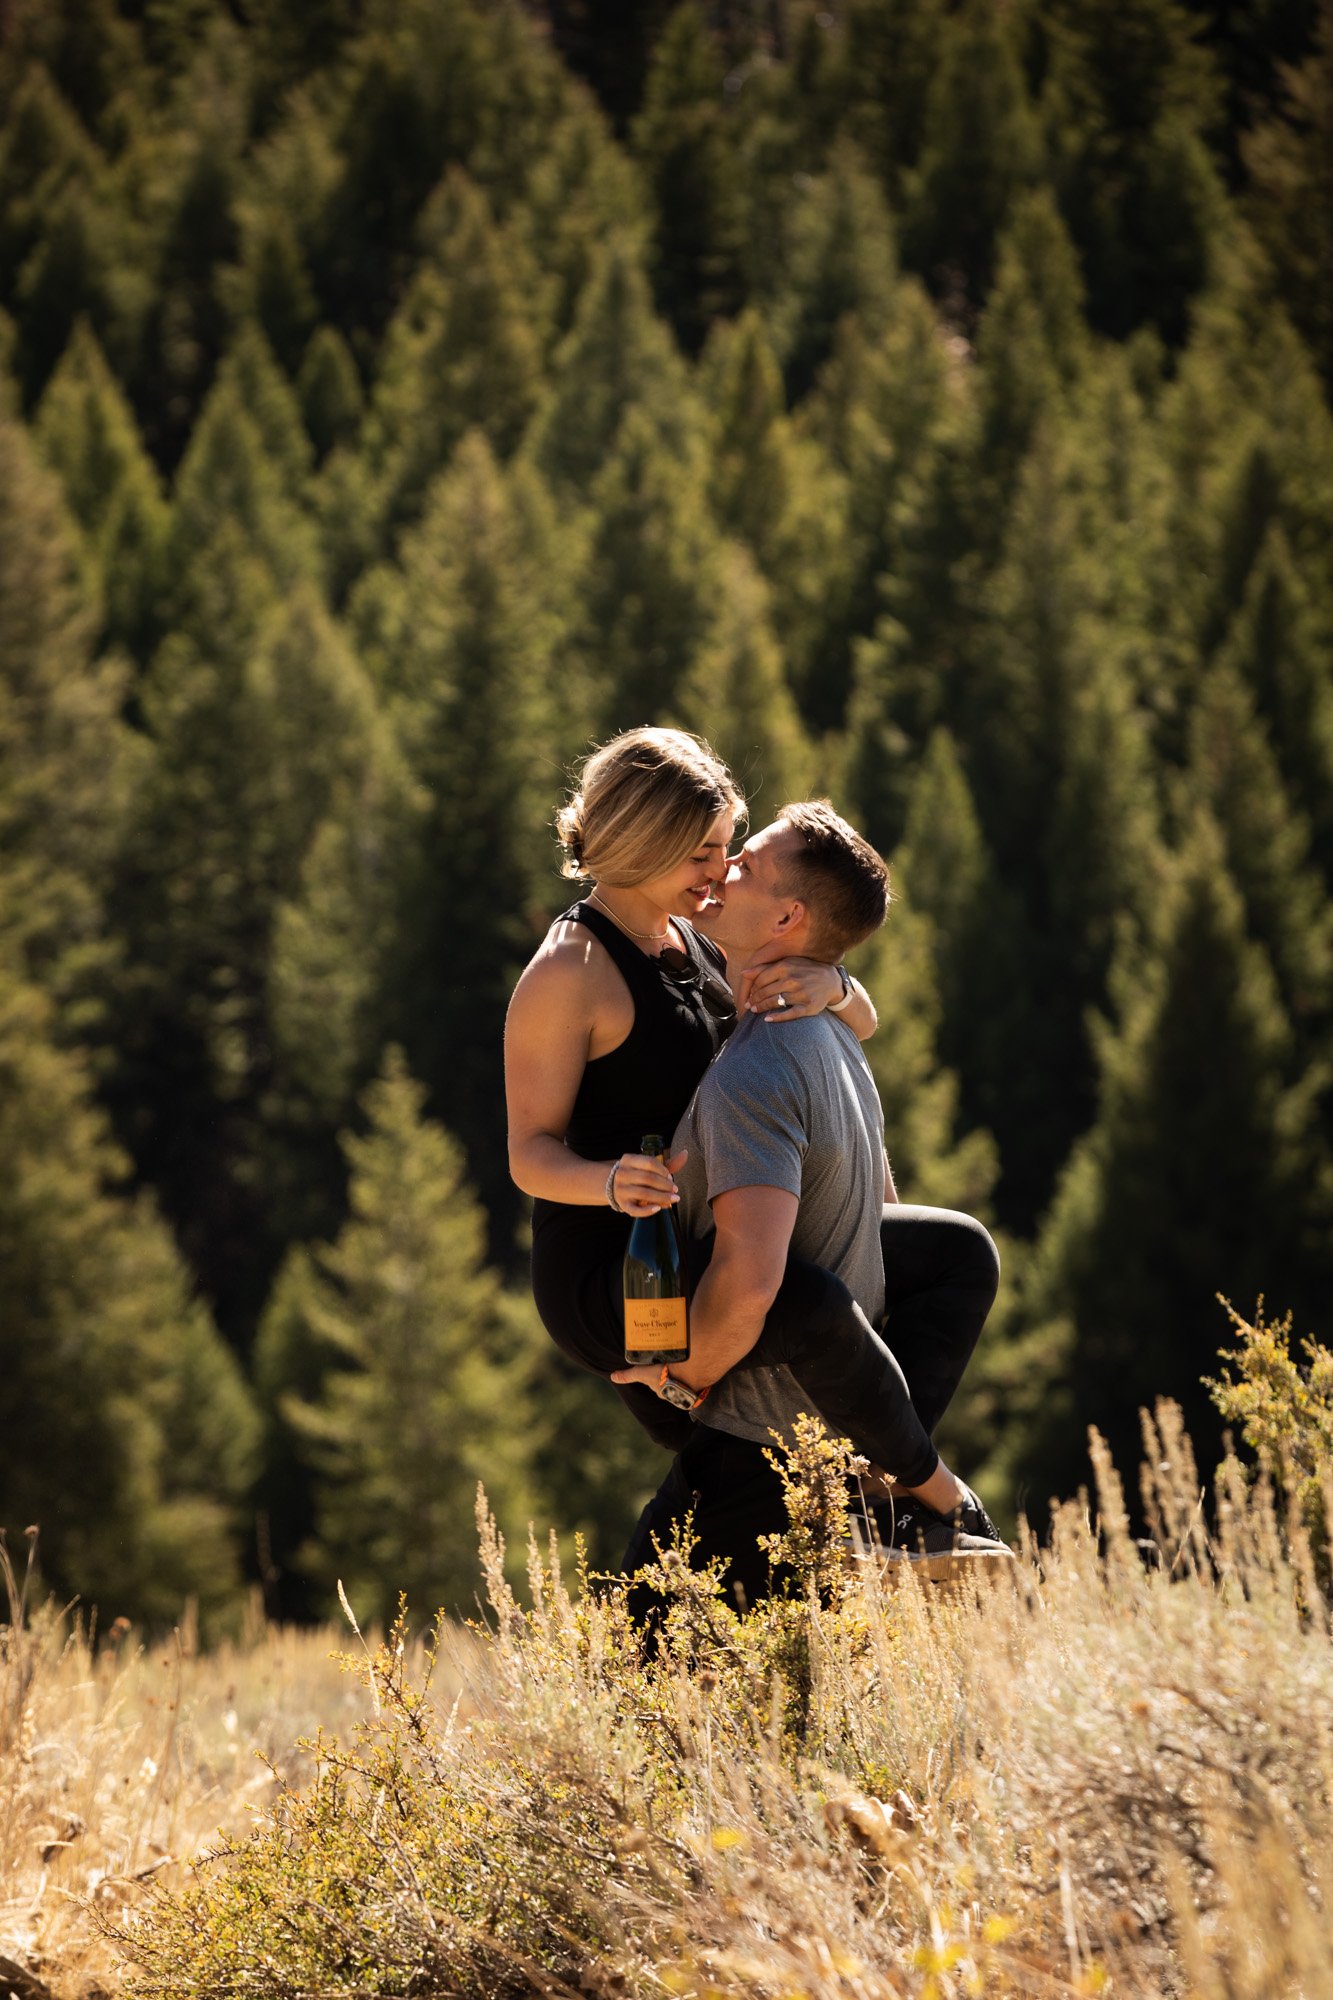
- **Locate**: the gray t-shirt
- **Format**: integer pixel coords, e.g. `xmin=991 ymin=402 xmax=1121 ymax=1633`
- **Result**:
xmin=671 ymin=1008 xmax=885 ymax=1447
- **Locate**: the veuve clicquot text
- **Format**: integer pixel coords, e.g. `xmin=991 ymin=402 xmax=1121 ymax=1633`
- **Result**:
xmin=622 ymin=1132 xmax=690 ymax=1365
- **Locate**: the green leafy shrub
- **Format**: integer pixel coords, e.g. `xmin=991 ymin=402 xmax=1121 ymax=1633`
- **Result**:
xmin=1208 ymin=1297 xmax=1333 ymax=1578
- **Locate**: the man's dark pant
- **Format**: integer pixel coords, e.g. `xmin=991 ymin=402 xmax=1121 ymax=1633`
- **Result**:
xmin=620 ymin=1204 xmax=1000 ymax=1613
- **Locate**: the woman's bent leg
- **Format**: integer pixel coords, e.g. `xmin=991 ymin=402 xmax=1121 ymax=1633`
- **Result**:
xmin=878 ymin=1206 xmax=1000 ymax=1435
xmin=740 ymin=1257 xmax=941 ymax=1489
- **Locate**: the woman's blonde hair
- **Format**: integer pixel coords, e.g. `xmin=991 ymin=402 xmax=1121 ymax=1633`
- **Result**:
xmin=556 ymin=728 xmax=746 ymax=886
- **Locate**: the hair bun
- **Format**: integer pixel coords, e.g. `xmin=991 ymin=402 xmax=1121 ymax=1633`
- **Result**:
xmin=555 ymin=796 xmax=588 ymax=879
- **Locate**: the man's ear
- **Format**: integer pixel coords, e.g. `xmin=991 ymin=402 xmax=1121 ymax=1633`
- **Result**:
xmin=774 ymin=898 xmax=806 ymax=936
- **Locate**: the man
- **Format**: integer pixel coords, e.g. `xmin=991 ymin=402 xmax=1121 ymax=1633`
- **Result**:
xmin=613 ymin=802 xmax=1007 ymax=1606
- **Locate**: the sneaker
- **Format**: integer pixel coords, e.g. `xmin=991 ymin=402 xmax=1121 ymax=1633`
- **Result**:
xmin=850 ymin=1482 xmax=1014 ymax=1582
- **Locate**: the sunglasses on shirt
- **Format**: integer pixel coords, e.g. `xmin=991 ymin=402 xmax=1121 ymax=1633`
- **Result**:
xmin=657 ymin=948 xmax=737 ymax=1022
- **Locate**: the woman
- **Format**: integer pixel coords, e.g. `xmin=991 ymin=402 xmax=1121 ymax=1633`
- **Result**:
xmin=505 ymin=727 xmax=1001 ymax=1574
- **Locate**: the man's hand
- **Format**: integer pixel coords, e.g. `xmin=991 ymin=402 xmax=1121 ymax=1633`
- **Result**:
xmin=611 ymin=1184 xmax=799 ymax=1393
xmin=612 ymin=1363 xmax=667 ymax=1391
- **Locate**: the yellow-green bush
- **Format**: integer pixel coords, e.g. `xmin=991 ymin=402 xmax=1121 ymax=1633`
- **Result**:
xmin=1209 ymin=1298 xmax=1333 ymax=1582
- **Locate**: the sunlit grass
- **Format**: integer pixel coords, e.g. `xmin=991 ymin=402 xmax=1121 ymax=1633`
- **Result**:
xmin=2 ymin=1398 xmax=1330 ymax=2000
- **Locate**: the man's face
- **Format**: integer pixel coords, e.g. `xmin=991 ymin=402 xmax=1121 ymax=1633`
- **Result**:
xmin=697 ymin=821 xmax=803 ymax=956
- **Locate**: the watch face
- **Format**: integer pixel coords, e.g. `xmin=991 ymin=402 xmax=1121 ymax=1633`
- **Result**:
xmin=659 ymin=1376 xmax=695 ymax=1410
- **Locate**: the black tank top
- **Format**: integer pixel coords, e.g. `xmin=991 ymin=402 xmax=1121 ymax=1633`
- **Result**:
xmin=558 ymin=900 xmax=733 ymax=1163
xmin=530 ymin=899 xmax=735 ymax=1373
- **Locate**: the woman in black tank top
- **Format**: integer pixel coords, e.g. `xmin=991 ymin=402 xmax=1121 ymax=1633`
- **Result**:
xmin=528 ymin=897 xmax=738 ymax=1446
xmin=506 ymin=728 xmax=998 ymax=1494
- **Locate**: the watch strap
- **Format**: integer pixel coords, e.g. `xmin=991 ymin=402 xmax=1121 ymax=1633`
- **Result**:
xmin=827 ymin=964 xmax=856 ymax=1014
xmin=658 ymin=1365 xmax=709 ymax=1411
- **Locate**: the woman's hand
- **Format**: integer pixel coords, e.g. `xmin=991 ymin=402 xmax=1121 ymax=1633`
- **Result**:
xmin=610 ymin=1148 xmax=688 ymax=1217
xmin=735 ymin=958 xmax=845 ymax=1023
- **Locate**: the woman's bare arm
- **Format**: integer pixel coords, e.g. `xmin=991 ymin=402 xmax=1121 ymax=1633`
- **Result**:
xmin=735 ymin=958 xmax=878 ymax=1040
xmin=504 ymin=931 xmax=680 ymax=1215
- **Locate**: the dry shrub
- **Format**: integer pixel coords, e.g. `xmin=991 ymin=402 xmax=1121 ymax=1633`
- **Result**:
xmin=0 ymin=1536 xmax=459 ymax=2000
xmin=1208 ymin=1297 xmax=1333 ymax=1585
xmin=4 ymin=1405 xmax=1331 ymax=2000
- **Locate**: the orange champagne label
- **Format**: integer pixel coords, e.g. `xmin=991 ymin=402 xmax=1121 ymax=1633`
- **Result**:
xmin=624 ymin=1297 xmax=688 ymax=1353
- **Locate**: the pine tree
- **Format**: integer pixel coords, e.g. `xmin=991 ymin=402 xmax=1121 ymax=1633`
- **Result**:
xmin=33 ymin=318 xmax=170 ymax=658
xmin=1243 ymin=2 xmax=1333 ymax=392
xmin=166 ymin=329 xmax=320 ymax=653
xmin=259 ymin=1049 xmax=536 ymax=1624
xmin=365 ymin=170 xmax=546 ymax=536
xmin=0 ymin=413 xmax=134 ymax=996
xmin=837 ymin=625 xmax=924 ymax=860
xmin=840 ymin=0 xmax=948 ymax=208
xmin=700 ymin=308 xmax=850 ymax=702
xmin=850 ymin=874 xmax=999 ymax=1219
xmin=0 ymin=63 xmax=102 ymax=338
xmin=763 ymin=137 xmax=899 ymax=402
xmin=1216 ymin=523 xmax=1333 ymax=881
xmin=0 ymin=950 xmax=258 ymax=1629
xmin=1184 ymin=659 xmax=1333 ymax=1041
xmin=227 ymin=208 xmax=319 ymax=376
xmin=804 ymin=279 xmax=960 ymax=730
xmin=894 ymin=727 xmax=1022 ymax=1143
xmin=962 ymin=418 xmax=1166 ymax=1228
xmin=1040 ymin=0 xmax=1227 ymax=342
xmin=215 ymin=321 xmax=314 ymax=498
xmin=377 ymin=434 xmax=566 ymax=1255
xmin=13 ymin=180 xmax=119 ymax=409
xmin=973 ymin=190 xmax=1090 ymax=507
xmin=0 ymin=0 xmax=144 ymax=148
xmin=107 ymin=581 xmax=409 ymax=1331
xmin=576 ymin=402 xmax=721 ymax=732
xmin=631 ymin=2 xmax=747 ymax=352
xmin=524 ymin=236 xmax=698 ymax=493
xmin=128 ymin=97 xmax=246 ymax=463
xmin=297 ymin=326 xmax=363 ymax=463
xmin=310 ymin=1 xmax=577 ymax=338
xmin=674 ymin=545 xmax=811 ymax=808
xmin=903 ymin=0 xmax=1043 ymax=312
xmin=512 ymin=89 xmax=650 ymax=339
xmin=1013 ymin=816 xmax=1333 ymax=1508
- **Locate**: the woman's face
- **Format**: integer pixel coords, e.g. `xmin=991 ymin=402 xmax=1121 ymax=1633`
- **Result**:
xmin=639 ymin=810 xmax=736 ymax=918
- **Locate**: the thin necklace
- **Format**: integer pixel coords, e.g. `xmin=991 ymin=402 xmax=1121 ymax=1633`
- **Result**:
xmin=586 ymin=887 xmax=672 ymax=946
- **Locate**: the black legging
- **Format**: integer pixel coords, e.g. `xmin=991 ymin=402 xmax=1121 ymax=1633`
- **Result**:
xmin=587 ymin=1203 xmax=1000 ymax=1486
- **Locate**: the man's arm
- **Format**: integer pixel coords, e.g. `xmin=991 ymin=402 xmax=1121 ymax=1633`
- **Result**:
xmin=612 ymin=1183 xmax=799 ymax=1395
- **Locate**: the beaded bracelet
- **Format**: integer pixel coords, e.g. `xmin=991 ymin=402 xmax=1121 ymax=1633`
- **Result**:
xmin=605 ymin=1161 xmax=625 ymax=1212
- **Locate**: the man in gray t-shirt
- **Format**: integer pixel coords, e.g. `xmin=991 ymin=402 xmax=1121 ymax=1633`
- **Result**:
xmin=672 ymin=1005 xmax=886 ymax=1448
xmin=613 ymin=801 xmax=1007 ymax=1610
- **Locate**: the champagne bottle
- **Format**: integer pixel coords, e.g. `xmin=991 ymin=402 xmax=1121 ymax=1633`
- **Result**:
xmin=622 ymin=1132 xmax=690 ymax=1365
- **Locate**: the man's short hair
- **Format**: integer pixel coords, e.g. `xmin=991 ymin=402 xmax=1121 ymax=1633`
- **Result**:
xmin=775 ymin=801 xmax=891 ymax=960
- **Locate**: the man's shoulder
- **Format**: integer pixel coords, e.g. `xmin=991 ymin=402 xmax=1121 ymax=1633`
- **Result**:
xmin=700 ymin=1012 xmax=860 ymax=1107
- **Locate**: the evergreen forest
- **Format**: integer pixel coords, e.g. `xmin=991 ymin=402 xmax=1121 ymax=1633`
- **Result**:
xmin=2 ymin=0 xmax=1332 ymax=1630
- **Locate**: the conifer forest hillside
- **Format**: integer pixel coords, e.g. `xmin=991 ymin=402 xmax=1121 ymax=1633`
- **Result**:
xmin=2 ymin=0 xmax=1332 ymax=1627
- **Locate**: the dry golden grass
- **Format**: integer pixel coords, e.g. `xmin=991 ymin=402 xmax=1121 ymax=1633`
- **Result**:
xmin=0 ymin=1553 xmax=484 ymax=2000
xmin=2 ymin=1406 xmax=1330 ymax=2000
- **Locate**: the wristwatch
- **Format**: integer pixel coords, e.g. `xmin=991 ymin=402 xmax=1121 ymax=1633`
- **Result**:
xmin=656 ymin=1367 xmax=707 ymax=1411
xmin=827 ymin=963 xmax=855 ymax=1014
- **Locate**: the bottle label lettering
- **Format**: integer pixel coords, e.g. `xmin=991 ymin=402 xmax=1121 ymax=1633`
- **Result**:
xmin=624 ymin=1298 xmax=688 ymax=1352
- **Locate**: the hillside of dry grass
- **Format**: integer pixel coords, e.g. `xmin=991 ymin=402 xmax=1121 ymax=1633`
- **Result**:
xmin=2 ymin=1401 xmax=1331 ymax=2000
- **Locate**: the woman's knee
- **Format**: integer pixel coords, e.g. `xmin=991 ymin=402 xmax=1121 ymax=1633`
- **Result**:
xmin=949 ymin=1210 xmax=1001 ymax=1298
xmin=774 ymin=1256 xmax=860 ymax=1344
xmin=881 ymin=1204 xmax=1000 ymax=1301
